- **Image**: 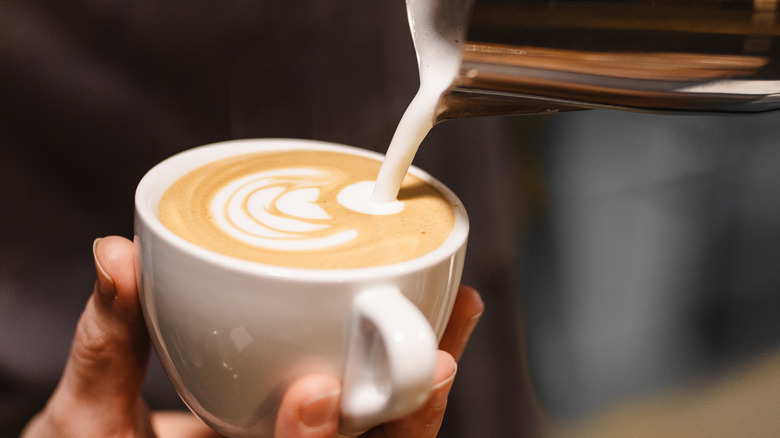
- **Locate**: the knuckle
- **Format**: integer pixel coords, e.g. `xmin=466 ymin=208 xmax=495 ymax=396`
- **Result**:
xmin=71 ymin=313 xmax=114 ymax=372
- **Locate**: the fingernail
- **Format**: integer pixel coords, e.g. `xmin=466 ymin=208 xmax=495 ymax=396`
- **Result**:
xmin=429 ymin=363 xmax=457 ymax=412
xmin=300 ymin=389 xmax=340 ymax=430
xmin=93 ymin=238 xmax=116 ymax=301
xmin=432 ymin=362 xmax=458 ymax=392
xmin=461 ymin=311 xmax=482 ymax=344
xmin=467 ymin=311 xmax=482 ymax=332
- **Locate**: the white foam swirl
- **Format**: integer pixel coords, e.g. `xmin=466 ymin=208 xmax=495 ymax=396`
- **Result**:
xmin=339 ymin=181 xmax=405 ymax=215
xmin=212 ymin=168 xmax=357 ymax=251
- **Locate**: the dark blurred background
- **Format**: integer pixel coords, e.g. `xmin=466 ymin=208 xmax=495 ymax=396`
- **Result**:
xmin=521 ymin=109 xmax=780 ymax=436
xmin=2 ymin=1 xmax=780 ymax=437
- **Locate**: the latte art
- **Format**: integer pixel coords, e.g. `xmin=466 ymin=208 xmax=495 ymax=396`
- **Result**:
xmin=159 ymin=150 xmax=456 ymax=269
xmin=213 ymin=168 xmax=359 ymax=252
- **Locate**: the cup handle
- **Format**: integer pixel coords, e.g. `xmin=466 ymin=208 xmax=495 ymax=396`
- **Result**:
xmin=339 ymin=286 xmax=438 ymax=435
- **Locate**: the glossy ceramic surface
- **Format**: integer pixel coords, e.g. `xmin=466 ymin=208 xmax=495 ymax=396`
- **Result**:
xmin=134 ymin=139 xmax=468 ymax=437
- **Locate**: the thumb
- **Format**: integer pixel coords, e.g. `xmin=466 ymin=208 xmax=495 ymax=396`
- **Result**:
xmin=23 ymin=236 xmax=155 ymax=437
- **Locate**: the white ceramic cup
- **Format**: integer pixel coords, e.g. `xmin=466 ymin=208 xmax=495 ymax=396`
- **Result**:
xmin=134 ymin=139 xmax=469 ymax=437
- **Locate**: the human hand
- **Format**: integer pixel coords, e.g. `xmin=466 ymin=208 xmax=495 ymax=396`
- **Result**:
xmin=21 ymin=236 xmax=483 ymax=438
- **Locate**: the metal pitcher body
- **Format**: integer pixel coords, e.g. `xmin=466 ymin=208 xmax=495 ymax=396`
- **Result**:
xmin=435 ymin=0 xmax=780 ymax=120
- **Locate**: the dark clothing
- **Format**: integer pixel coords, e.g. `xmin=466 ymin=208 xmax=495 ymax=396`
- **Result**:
xmin=1 ymin=1 xmax=531 ymax=436
xmin=8 ymin=2 xmax=780 ymax=437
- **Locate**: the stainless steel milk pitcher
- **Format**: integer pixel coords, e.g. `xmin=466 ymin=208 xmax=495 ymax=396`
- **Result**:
xmin=434 ymin=0 xmax=780 ymax=121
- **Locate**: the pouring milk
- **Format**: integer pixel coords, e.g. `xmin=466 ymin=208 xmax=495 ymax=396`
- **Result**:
xmin=371 ymin=0 xmax=472 ymax=202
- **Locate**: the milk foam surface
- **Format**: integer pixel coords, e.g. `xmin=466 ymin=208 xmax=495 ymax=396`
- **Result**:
xmin=159 ymin=150 xmax=455 ymax=269
xmin=212 ymin=168 xmax=358 ymax=251
xmin=339 ymin=181 xmax=405 ymax=215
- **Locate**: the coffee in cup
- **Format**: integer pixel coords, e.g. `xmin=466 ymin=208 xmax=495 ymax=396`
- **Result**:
xmin=157 ymin=149 xmax=456 ymax=269
xmin=134 ymin=139 xmax=468 ymax=437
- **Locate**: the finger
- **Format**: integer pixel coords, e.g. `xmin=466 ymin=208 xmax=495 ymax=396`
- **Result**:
xmin=67 ymin=236 xmax=148 ymax=406
xmin=438 ymin=285 xmax=483 ymax=361
xmin=151 ymin=411 xmax=224 ymax=438
xmin=23 ymin=236 xmax=154 ymax=437
xmin=274 ymin=374 xmax=341 ymax=438
xmin=366 ymin=351 xmax=457 ymax=438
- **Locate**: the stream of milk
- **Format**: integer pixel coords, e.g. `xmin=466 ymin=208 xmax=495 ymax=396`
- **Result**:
xmin=371 ymin=0 xmax=472 ymax=202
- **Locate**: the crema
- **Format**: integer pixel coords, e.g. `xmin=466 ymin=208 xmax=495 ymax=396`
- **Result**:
xmin=158 ymin=150 xmax=456 ymax=269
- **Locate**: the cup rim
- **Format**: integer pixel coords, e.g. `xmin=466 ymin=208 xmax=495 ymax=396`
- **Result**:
xmin=134 ymin=138 xmax=469 ymax=282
